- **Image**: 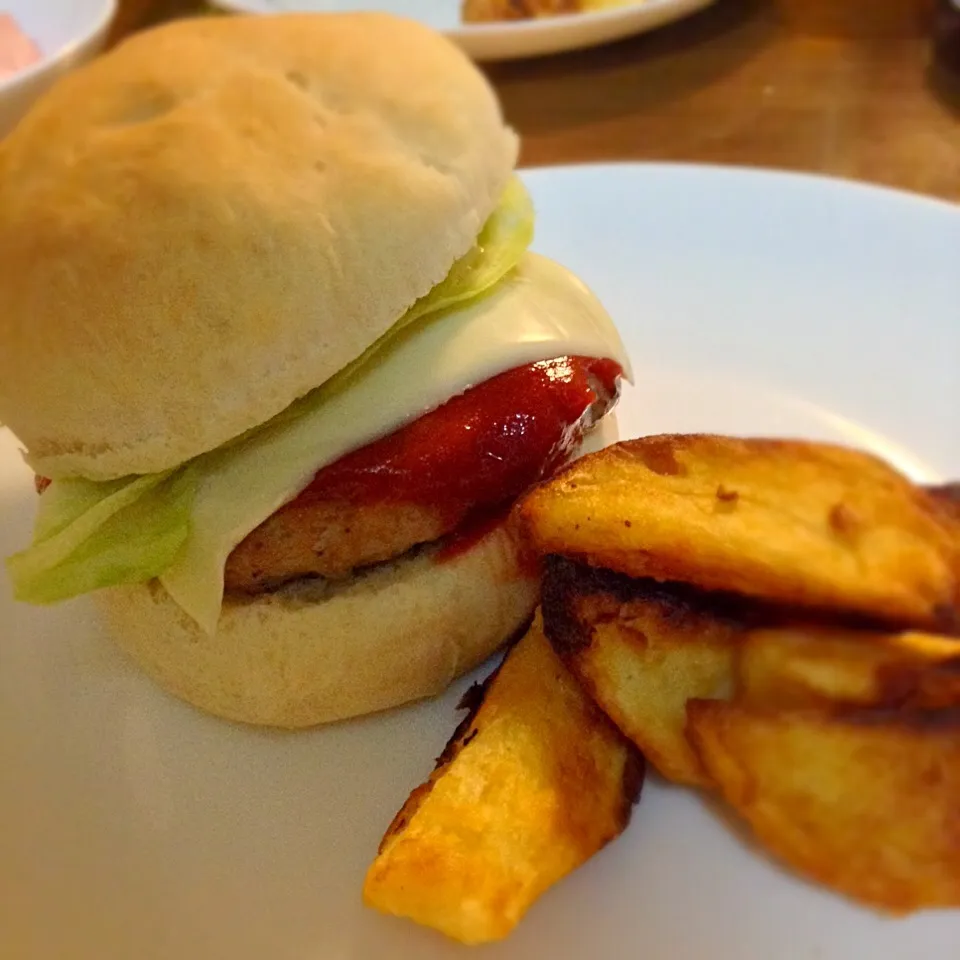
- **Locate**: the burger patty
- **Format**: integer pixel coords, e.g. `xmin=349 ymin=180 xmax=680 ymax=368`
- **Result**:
xmin=224 ymin=499 xmax=448 ymax=591
xmin=224 ymin=356 xmax=622 ymax=594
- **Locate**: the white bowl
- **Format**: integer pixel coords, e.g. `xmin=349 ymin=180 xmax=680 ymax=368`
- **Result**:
xmin=0 ymin=0 xmax=117 ymax=138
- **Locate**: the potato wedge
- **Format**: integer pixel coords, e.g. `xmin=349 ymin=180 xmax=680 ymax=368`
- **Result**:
xmin=541 ymin=555 xmax=741 ymax=787
xmin=363 ymin=612 xmax=644 ymax=945
xmin=738 ymin=625 xmax=960 ymax=711
xmin=687 ymin=699 xmax=960 ymax=911
xmin=519 ymin=435 xmax=960 ymax=633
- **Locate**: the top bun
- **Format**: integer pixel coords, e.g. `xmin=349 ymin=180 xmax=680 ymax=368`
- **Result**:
xmin=0 ymin=13 xmax=517 ymax=480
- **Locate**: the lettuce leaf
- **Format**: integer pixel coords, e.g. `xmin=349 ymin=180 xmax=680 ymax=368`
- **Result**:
xmin=8 ymin=468 xmax=197 ymax=604
xmin=6 ymin=178 xmax=535 ymax=609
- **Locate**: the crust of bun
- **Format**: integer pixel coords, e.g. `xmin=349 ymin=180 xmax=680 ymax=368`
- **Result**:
xmin=0 ymin=13 xmax=518 ymax=480
xmin=94 ymin=522 xmax=538 ymax=728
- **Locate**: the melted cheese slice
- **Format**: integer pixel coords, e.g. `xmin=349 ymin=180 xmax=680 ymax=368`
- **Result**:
xmin=160 ymin=253 xmax=632 ymax=632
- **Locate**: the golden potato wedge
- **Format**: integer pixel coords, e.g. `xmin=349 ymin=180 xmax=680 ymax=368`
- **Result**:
xmin=363 ymin=612 xmax=644 ymax=945
xmin=738 ymin=626 xmax=960 ymax=711
xmin=519 ymin=435 xmax=960 ymax=633
xmin=687 ymin=699 xmax=960 ymax=911
xmin=541 ymin=555 xmax=741 ymax=787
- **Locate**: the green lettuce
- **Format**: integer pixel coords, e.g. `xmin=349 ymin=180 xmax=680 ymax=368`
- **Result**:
xmin=8 ymin=469 xmax=198 ymax=604
xmin=6 ymin=178 xmax=535 ymax=608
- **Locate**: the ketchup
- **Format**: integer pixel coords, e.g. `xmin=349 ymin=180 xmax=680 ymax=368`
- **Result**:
xmin=434 ymin=503 xmax=519 ymax=563
xmin=291 ymin=356 xmax=622 ymax=523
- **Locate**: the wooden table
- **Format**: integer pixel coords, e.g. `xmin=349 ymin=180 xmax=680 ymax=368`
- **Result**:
xmin=490 ymin=0 xmax=960 ymax=201
xmin=112 ymin=0 xmax=960 ymax=201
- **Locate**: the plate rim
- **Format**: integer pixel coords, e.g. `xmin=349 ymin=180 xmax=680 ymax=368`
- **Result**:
xmin=204 ymin=0 xmax=719 ymax=51
xmin=517 ymin=159 xmax=960 ymax=217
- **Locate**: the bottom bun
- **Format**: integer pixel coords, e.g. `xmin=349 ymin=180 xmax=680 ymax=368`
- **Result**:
xmin=95 ymin=522 xmax=538 ymax=728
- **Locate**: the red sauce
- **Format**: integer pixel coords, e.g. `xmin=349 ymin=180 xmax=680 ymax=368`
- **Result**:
xmin=435 ymin=504 xmax=516 ymax=563
xmin=293 ymin=355 xmax=622 ymax=523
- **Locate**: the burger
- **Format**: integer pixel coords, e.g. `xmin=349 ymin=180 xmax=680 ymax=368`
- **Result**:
xmin=0 ymin=13 xmax=630 ymax=727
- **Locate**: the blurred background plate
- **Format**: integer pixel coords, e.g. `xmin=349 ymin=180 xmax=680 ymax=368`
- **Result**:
xmin=1 ymin=162 xmax=959 ymax=960
xmin=206 ymin=0 xmax=719 ymax=61
xmin=0 ymin=0 xmax=116 ymax=136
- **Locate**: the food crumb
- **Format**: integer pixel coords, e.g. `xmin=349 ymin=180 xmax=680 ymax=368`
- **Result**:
xmin=828 ymin=502 xmax=860 ymax=538
xmin=715 ymin=484 xmax=739 ymax=503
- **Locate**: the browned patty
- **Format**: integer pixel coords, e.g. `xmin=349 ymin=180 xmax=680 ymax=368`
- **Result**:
xmin=224 ymin=499 xmax=447 ymax=593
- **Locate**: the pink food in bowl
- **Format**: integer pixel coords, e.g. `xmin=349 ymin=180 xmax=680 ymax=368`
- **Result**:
xmin=0 ymin=13 xmax=41 ymax=80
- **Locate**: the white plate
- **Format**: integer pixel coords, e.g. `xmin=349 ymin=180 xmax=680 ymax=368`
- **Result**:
xmin=1 ymin=163 xmax=959 ymax=960
xmin=0 ymin=0 xmax=116 ymax=137
xmin=207 ymin=0 xmax=717 ymax=61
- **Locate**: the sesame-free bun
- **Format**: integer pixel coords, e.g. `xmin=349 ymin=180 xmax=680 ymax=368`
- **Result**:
xmin=95 ymin=522 xmax=537 ymax=728
xmin=0 ymin=13 xmax=517 ymax=481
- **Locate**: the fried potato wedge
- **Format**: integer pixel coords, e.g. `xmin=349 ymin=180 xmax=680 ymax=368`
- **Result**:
xmin=541 ymin=555 xmax=741 ymax=787
xmin=519 ymin=435 xmax=960 ymax=633
xmin=363 ymin=612 xmax=644 ymax=945
xmin=738 ymin=626 xmax=960 ymax=711
xmin=687 ymin=700 xmax=960 ymax=911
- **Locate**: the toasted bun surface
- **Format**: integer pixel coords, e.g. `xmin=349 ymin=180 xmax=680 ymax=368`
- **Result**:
xmin=95 ymin=523 xmax=537 ymax=727
xmin=0 ymin=13 xmax=517 ymax=480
